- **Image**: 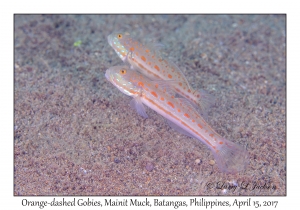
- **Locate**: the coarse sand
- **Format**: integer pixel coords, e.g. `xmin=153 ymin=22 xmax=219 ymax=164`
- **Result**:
xmin=14 ymin=14 xmax=286 ymax=195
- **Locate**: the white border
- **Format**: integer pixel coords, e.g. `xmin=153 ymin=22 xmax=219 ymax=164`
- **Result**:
xmin=1 ymin=0 xmax=295 ymax=209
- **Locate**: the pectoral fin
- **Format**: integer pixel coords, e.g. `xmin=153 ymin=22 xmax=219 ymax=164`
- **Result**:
xmin=130 ymin=97 xmax=148 ymax=118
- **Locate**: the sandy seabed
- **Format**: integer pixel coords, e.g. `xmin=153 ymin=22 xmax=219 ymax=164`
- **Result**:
xmin=14 ymin=14 xmax=285 ymax=195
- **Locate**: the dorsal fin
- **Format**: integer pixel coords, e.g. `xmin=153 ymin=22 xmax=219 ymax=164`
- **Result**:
xmin=176 ymin=97 xmax=208 ymax=120
xmin=150 ymin=79 xmax=178 ymax=97
xmin=166 ymin=58 xmax=191 ymax=91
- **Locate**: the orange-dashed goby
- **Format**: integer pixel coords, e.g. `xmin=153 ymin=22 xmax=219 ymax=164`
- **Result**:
xmin=105 ymin=66 xmax=248 ymax=174
xmin=107 ymin=32 xmax=214 ymax=113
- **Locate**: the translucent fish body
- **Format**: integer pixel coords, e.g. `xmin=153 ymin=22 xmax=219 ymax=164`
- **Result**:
xmin=108 ymin=33 xmax=213 ymax=112
xmin=105 ymin=66 xmax=248 ymax=174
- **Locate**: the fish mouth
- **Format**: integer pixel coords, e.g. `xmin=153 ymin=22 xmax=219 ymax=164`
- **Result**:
xmin=107 ymin=34 xmax=114 ymax=47
xmin=105 ymin=69 xmax=113 ymax=83
xmin=105 ymin=68 xmax=119 ymax=88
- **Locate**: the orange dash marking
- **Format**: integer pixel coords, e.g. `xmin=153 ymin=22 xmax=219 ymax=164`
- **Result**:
xmin=138 ymin=82 xmax=144 ymax=87
xmin=168 ymin=74 xmax=172 ymax=79
xmin=154 ymin=65 xmax=160 ymax=71
xmin=184 ymin=113 xmax=190 ymax=118
xmin=138 ymin=63 xmax=145 ymax=70
xmin=167 ymin=101 xmax=175 ymax=108
xmin=141 ymin=56 xmax=146 ymax=62
xmin=151 ymin=91 xmax=158 ymax=97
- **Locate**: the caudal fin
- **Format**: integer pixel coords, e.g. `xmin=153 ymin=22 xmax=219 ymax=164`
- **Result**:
xmin=212 ymin=139 xmax=248 ymax=174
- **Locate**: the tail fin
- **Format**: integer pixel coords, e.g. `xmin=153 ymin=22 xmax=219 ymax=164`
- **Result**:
xmin=213 ymin=138 xmax=248 ymax=174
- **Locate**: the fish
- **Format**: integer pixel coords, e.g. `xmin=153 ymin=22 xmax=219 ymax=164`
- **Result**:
xmin=105 ymin=66 xmax=248 ymax=174
xmin=107 ymin=32 xmax=214 ymax=114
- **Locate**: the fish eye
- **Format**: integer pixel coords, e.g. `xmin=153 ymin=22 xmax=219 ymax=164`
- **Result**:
xmin=117 ymin=34 xmax=123 ymax=39
xmin=120 ymin=69 xmax=127 ymax=75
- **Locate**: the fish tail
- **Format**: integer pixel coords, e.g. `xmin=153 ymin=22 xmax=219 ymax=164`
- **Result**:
xmin=212 ymin=138 xmax=248 ymax=174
